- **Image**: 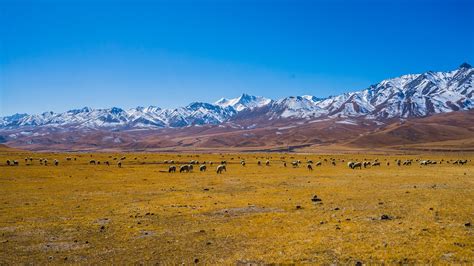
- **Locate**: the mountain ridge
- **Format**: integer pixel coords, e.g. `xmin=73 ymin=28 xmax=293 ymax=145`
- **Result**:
xmin=1 ymin=63 xmax=472 ymax=130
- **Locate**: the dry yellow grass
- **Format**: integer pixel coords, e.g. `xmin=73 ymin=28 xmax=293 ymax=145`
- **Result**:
xmin=0 ymin=152 xmax=473 ymax=264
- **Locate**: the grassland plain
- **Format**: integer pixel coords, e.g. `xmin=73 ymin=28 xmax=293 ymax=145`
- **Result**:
xmin=0 ymin=151 xmax=473 ymax=264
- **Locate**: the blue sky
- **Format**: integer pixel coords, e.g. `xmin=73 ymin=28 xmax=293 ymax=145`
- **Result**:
xmin=1 ymin=0 xmax=473 ymax=116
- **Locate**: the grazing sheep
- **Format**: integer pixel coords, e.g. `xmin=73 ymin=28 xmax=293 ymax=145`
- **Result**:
xmin=291 ymin=161 xmax=299 ymax=168
xmin=257 ymin=161 xmax=261 ymax=166
xmin=265 ymin=160 xmax=270 ymax=166
xmin=420 ymin=160 xmax=430 ymax=166
xmin=89 ymin=160 xmax=96 ymax=165
xmin=120 ymin=156 xmax=126 ymax=160
xmin=307 ymin=164 xmax=313 ymax=171
xmin=352 ymin=162 xmax=362 ymax=169
xmin=13 ymin=160 xmax=19 ymax=166
xmin=54 ymin=159 xmax=59 ymax=166
xmin=43 ymin=159 xmax=48 ymax=166
xmin=331 ymin=161 xmax=336 ymax=166
xmin=316 ymin=161 xmax=322 ymax=167
xmin=220 ymin=160 xmax=226 ymax=165
xmin=307 ymin=160 xmax=313 ymax=164
xmin=200 ymin=165 xmax=207 ymax=172
xmin=363 ymin=161 xmax=371 ymax=168
xmin=454 ymin=159 xmax=468 ymax=165
xmin=241 ymin=160 xmax=246 ymax=166
xmin=169 ymin=165 xmax=176 ymax=173
xmin=6 ymin=160 xmax=11 ymax=166
xmin=283 ymin=162 xmax=287 ymax=167
xmin=118 ymin=161 xmax=122 ymax=168
xmin=179 ymin=165 xmax=190 ymax=173
xmin=371 ymin=162 xmax=381 ymax=167
xmin=348 ymin=162 xmax=362 ymax=169
xmin=66 ymin=157 xmax=72 ymax=161
xmin=216 ymin=164 xmax=226 ymax=174
xmin=105 ymin=161 xmax=110 ymax=166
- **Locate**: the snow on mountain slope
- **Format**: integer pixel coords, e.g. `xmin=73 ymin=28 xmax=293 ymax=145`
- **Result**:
xmin=1 ymin=63 xmax=472 ymax=130
xmin=215 ymin=93 xmax=272 ymax=111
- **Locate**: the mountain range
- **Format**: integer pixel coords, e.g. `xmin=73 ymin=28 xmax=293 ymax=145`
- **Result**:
xmin=1 ymin=63 xmax=472 ymax=152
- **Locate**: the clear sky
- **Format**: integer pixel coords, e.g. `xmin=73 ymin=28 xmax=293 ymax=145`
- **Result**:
xmin=1 ymin=0 xmax=473 ymax=116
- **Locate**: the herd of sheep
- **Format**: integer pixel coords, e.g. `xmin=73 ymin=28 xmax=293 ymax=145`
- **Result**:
xmin=3 ymin=156 xmax=470 ymax=174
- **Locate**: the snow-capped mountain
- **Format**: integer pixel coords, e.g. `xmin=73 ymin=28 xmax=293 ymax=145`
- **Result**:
xmin=1 ymin=63 xmax=472 ymax=130
xmin=262 ymin=63 xmax=473 ymax=120
xmin=215 ymin=93 xmax=272 ymax=111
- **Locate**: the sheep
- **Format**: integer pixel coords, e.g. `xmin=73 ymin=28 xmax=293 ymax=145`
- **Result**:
xmin=118 ymin=161 xmax=122 ymax=168
xmin=105 ymin=161 xmax=110 ymax=166
xmin=331 ymin=161 xmax=336 ymax=166
xmin=283 ymin=162 xmax=287 ymax=167
xmin=348 ymin=162 xmax=362 ymax=169
xmin=13 ymin=160 xmax=19 ymax=166
xmin=315 ymin=161 xmax=322 ymax=167
xmin=179 ymin=165 xmax=190 ymax=173
xmin=241 ymin=160 xmax=246 ymax=166
xmin=291 ymin=161 xmax=299 ymax=168
xmin=169 ymin=165 xmax=176 ymax=173
xmin=54 ymin=159 xmax=59 ymax=166
xmin=265 ymin=160 xmax=270 ymax=166
xmin=307 ymin=164 xmax=313 ymax=171
xmin=307 ymin=160 xmax=313 ymax=164
xmin=6 ymin=160 xmax=10 ymax=166
xmin=43 ymin=159 xmax=48 ymax=166
xmin=216 ymin=164 xmax=226 ymax=174
xmin=363 ymin=161 xmax=371 ymax=168
xmin=352 ymin=162 xmax=362 ymax=169
xmin=200 ymin=165 xmax=207 ymax=172
xmin=257 ymin=161 xmax=261 ymax=166
xmin=371 ymin=162 xmax=381 ymax=167
xmin=89 ymin=160 xmax=96 ymax=165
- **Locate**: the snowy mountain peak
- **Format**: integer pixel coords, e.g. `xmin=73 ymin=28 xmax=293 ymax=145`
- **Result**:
xmin=215 ymin=93 xmax=272 ymax=111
